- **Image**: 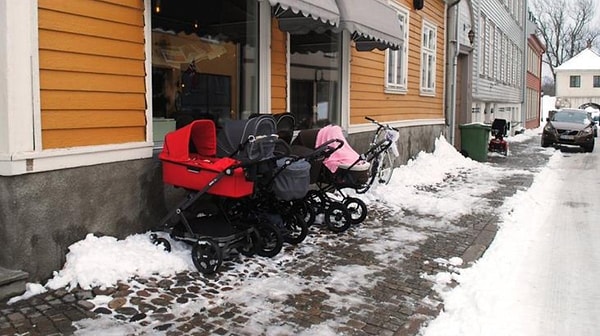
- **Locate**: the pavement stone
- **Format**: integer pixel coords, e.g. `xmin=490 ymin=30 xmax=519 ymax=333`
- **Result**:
xmin=0 ymin=135 xmax=552 ymax=335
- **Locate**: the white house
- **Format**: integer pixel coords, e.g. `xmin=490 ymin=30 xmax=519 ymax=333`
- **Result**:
xmin=554 ymin=47 xmax=600 ymax=112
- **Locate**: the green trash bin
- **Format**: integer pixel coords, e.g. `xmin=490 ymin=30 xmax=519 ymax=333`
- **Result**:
xmin=459 ymin=123 xmax=491 ymax=162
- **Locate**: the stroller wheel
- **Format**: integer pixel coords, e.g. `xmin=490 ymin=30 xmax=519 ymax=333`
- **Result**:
xmin=191 ymin=239 xmax=222 ymax=275
xmin=305 ymin=190 xmax=325 ymax=214
xmin=239 ymin=231 xmax=258 ymax=258
xmin=151 ymin=235 xmax=172 ymax=252
xmin=282 ymin=212 xmax=309 ymax=245
xmin=293 ymin=199 xmax=316 ymax=227
xmin=324 ymin=202 xmax=351 ymax=233
xmin=343 ymin=197 xmax=368 ymax=225
xmin=255 ymin=221 xmax=283 ymax=258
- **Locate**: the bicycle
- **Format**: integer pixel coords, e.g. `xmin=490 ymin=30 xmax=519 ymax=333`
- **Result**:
xmin=355 ymin=116 xmax=400 ymax=194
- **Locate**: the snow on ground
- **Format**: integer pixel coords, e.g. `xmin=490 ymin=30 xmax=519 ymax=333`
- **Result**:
xmin=7 ymin=132 xmax=541 ymax=335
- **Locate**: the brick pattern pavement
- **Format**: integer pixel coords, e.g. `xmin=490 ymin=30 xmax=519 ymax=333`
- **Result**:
xmin=0 ymin=136 xmax=552 ymax=336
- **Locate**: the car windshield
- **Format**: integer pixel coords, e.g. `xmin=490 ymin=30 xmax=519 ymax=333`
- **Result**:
xmin=552 ymin=111 xmax=590 ymax=125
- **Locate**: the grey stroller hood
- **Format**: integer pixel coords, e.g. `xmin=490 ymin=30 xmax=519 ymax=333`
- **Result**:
xmin=217 ymin=114 xmax=278 ymax=162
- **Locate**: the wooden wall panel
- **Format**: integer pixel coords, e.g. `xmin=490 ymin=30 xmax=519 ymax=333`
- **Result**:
xmin=38 ymin=0 xmax=146 ymax=149
xmin=42 ymin=128 xmax=146 ymax=149
xmin=349 ymin=0 xmax=446 ymax=124
xmin=270 ymin=18 xmax=288 ymax=113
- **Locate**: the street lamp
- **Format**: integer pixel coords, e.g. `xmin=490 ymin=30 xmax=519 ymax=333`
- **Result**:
xmin=468 ymin=29 xmax=475 ymax=45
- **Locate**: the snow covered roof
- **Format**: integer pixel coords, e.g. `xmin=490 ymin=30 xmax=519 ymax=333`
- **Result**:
xmin=555 ymin=48 xmax=600 ymax=71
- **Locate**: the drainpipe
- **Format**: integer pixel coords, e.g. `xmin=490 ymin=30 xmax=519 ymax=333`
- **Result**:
xmin=446 ymin=0 xmax=461 ymax=146
xmin=520 ymin=0 xmax=528 ymax=130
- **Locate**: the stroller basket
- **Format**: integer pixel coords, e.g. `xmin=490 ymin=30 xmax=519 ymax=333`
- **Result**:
xmin=272 ymin=157 xmax=311 ymax=201
xmin=159 ymin=120 xmax=254 ymax=198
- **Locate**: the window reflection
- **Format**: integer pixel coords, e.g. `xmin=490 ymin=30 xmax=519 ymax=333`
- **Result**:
xmin=289 ymin=30 xmax=341 ymax=130
xmin=151 ymin=0 xmax=258 ymax=141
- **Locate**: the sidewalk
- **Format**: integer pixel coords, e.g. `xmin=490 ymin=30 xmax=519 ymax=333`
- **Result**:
xmin=0 ymin=135 xmax=551 ymax=336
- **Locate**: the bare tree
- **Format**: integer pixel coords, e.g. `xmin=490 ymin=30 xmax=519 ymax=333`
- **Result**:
xmin=541 ymin=75 xmax=556 ymax=96
xmin=530 ymin=0 xmax=600 ymax=81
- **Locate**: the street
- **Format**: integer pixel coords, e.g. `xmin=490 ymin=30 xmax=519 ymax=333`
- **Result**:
xmin=422 ymin=138 xmax=600 ymax=335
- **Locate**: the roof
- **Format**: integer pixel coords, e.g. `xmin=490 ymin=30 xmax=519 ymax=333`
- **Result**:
xmin=555 ymin=48 xmax=600 ymax=71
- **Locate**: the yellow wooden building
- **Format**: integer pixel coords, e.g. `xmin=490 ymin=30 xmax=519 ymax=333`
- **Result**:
xmin=0 ymin=0 xmax=447 ymax=283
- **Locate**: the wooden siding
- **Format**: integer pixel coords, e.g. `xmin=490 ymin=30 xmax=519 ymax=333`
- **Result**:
xmin=349 ymin=0 xmax=445 ymax=125
xmin=472 ymin=0 xmax=524 ymax=103
xmin=38 ymin=0 xmax=146 ymax=149
xmin=271 ymin=18 xmax=288 ymax=113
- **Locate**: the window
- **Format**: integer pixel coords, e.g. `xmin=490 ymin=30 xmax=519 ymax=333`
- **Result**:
xmin=594 ymin=76 xmax=600 ymax=88
xmin=486 ymin=19 xmax=493 ymax=78
xmin=151 ymin=0 xmax=259 ymax=143
xmin=478 ymin=15 xmax=486 ymax=77
xmin=385 ymin=6 xmax=409 ymax=92
xmin=493 ymin=27 xmax=500 ymax=80
xmin=290 ymin=33 xmax=341 ymax=129
xmin=570 ymin=75 xmax=581 ymax=88
xmin=420 ymin=20 xmax=437 ymax=95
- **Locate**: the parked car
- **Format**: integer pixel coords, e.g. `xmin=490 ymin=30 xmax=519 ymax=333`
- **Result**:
xmin=541 ymin=108 xmax=596 ymax=152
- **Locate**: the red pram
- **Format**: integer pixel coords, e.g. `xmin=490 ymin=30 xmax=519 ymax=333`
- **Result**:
xmin=159 ymin=120 xmax=253 ymax=198
xmin=152 ymin=119 xmax=284 ymax=275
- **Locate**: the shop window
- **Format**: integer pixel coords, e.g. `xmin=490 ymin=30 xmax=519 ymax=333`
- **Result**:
xmin=289 ymin=31 xmax=341 ymax=129
xmin=150 ymin=0 xmax=259 ymax=144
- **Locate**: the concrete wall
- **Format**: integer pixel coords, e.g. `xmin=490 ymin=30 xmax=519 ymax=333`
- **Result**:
xmin=348 ymin=124 xmax=447 ymax=165
xmin=0 ymin=157 xmax=183 ymax=282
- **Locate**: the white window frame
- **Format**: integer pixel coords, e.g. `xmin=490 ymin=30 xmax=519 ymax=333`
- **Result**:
xmin=384 ymin=3 xmax=409 ymax=93
xmin=420 ymin=20 xmax=437 ymax=95
xmin=478 ymin=15 xmax=486 ymax=77
xmin=486 ymin=19 xmax=493 ymax=79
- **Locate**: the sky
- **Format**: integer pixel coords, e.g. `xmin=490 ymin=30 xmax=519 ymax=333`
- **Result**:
xmin=7 ymin=126 xmax=560 ymax=335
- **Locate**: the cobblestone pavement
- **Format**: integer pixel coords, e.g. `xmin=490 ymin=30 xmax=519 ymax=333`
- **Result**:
xmin=0 ymin=135 xmax=553 ymax=336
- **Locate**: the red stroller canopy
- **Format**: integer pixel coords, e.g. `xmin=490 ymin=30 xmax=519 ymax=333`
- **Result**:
xmin=160 ymin=120 xmax=216 ymax=161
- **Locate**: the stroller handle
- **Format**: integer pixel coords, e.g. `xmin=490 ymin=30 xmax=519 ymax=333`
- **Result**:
xmin=365 ymin=116 xmax=398 ymax=131
xmin=307 ymin=138 xmax=344 ymax=161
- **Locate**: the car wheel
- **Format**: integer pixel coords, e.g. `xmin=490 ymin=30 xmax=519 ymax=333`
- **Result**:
xmin=541 ymin=139 xmax=551 ymax=148
xmin=582 ymin=143 xmax=594 ymax=152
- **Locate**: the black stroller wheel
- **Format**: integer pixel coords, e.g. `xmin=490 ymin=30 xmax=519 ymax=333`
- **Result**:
xmin=324 ymin=202 xmax=351 ymax=233
xmin=293 ymin=199 xmax=316 ymax=227
xmin=239 ymin=231 xmax=258 ymax=258
xmin=255 ymin=221 xmax=283 ymax=258
xmin=191 ymin=239 xmax=223 ymax=275
xmin=343 ymin=197 xmax=368 ymax=225
xmin=306 ymin=190 xmax=325 ymax=214
xmin=152 ymin=236 xmax=172 ymax=252
xmin=283 ymin=212 xmax=309 ymax=245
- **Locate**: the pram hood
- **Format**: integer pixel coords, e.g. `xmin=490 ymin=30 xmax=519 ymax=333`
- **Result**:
xmin=160 ymin=119 xmax=216 ymax=162
xmin=217 ymin=114 xmax=278 ymax=162
xmin=316 ymin=125 xmax=362 ymax=173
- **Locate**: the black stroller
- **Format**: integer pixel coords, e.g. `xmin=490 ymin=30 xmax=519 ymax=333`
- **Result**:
xmin=216 ymin=113 xmax=312 ymax=245
xmin=225 ymin=113 xmax=345 ymax=242
xmin=153 ymin=117 xmax=284 ymax=275
xmin=291 ymin=125 xmax=368 ymax=232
